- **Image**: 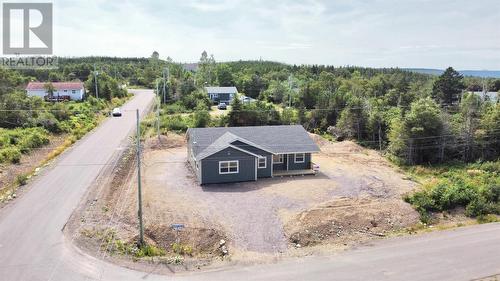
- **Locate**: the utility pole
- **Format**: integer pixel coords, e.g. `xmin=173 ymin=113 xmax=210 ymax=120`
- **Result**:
xmin=156 ymin=81 xmax=161 ymax=143
xmin=94 ymin=64 xmax=99 ymax=99
xmin=163 ymin=68 xmax=169 ymax=104
xmin=287 ymin=75 xmax=293 ymax=107
xmin=136 ymin=109 xmax=144 ymax=246
xmin=378 ymin=121 xmax=382 ymax=151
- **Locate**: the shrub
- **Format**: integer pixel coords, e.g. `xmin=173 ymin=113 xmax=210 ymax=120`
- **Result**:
xmin=135 ymin=244 xmax=165 ymax=257
xmin=193 ymin=108 xmax=210 ymax=128
xmin=465 ymin=197 xmax=491 ymax=217
xmin=476 ymin=214 xmax=499 ymax=224
xmin=171 ymin=243 xmax=193 ymax=256
xmin=405 ymin=161 xmax=500 ymax=222
xmin=30 ymin=112 xmax=62 ymax=133
xmin=161 ymin=115 xmax=190 ymax=132
xmin=16 ymin=174 xmax=28 ymax=185
xmin=164 ymin=102 xmax=190 ymax=114
xmin=0 ymin=147 xmax=21 ymax=163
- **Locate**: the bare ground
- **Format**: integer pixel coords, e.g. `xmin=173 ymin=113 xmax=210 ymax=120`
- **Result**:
xmin=137 ymin=134 xmax=418 ymax=256
xmin=68 ymin=133 xmax=421 ymax=271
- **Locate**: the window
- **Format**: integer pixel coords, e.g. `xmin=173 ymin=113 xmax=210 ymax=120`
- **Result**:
xmin=273 ymin=154 xmax=284 ymax=163
xmin=64 ymin=89 xmax=68 ymax=92
xmin=219 ymin=160 xmax=238 ymax=174
xmin=295 ymin=153 xmax=305 ymax=163
xmin=72 ymin=90 xmax=76 ymax=94
xmin=258 ymin=157 xmax=266 ymax=168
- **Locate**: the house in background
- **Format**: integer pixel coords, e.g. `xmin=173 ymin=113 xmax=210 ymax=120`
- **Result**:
xmin=187 ymin=125 xmax=320 ymax=185
xmin=26 ymin=82 xmax=85 ymax=101
xmin=205 ymin=86 xmax=238 ymax=104
xmin=468 ymin=91 xmax=498 ymax=103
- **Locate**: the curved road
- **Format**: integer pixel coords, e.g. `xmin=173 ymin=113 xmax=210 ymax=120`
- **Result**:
xmin=0 ymin=90 xmax=499 ymax=281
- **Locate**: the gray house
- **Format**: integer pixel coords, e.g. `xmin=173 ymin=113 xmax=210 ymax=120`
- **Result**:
xmin=205 ymin=86 xmax=238 ymax=104
xmin=187 ymin=125 xmax=320 ymax=185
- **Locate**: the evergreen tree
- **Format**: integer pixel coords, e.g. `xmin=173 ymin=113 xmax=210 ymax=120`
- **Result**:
xmin=432 ymin=67 xmax=465 ymax=105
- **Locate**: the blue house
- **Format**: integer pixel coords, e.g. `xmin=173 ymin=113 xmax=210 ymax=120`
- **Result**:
xmin=187 ymin=125 xmax=320 ymax=185
xmin=205 ymin=86 xmax=238 ymax=104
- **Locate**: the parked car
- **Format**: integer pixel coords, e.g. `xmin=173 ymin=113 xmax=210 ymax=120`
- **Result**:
xmin=241 ymin=96 xmax=255 ymax=104
xmin=112 ymin=107 xmax=122 ymax=117
xmin=217 ymin=102 xmax=227 ymax=110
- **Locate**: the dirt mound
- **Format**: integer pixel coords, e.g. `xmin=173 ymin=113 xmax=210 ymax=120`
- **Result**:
xmin=286 ymin=198 xmax=419 ymax=247
xmin=309 ymin=133 xmax=331 ymax=147
xmin=309 ymin=133 xmax=366 ymax=154
xmin=145 ymin=133 xmax=185 ymax=150
xmin=145 ymin=224 xmax=226 ymax=256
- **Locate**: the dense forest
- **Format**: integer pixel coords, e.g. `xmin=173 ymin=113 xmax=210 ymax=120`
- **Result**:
xmin=1 ymin=52 xmax=499 ymax=167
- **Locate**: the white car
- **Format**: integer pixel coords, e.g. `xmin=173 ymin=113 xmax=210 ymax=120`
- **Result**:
xmin=112 ymin=107 xmax=122 ymax=117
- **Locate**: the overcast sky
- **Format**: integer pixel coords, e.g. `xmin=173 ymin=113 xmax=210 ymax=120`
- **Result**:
xmin=50 ymin=0 xmax=500 ymax=69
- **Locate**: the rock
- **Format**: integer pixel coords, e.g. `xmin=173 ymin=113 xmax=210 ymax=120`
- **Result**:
xmin=220 ymin=245 xmax=228 ymax=255
xmin=295 ymin=243 xmax=301 ymax=248
xmin=219 ymin=239 xmax=226 ymax=246
xmin=12 ymin=194 xmax=16 ymax=198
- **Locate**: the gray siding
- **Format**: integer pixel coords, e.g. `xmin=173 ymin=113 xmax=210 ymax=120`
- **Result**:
xmin=210 ymin=93 xmax=232 ymax=103
xmin=231 ymin=140 xmax=271 ymax=178
xmin=273 ymin=154 xmax=287 ymax=171
xmin=201 ymin=147 xmax=256 ymax=184
xmin=287 ymin=153 xmax=311 ymax=170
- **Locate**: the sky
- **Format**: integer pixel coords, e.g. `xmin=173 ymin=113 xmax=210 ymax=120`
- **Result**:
xmin=32 ymin=0 xmax=500 ymax=69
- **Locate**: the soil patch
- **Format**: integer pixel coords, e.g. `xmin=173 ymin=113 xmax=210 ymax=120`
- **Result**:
xmin=286 ymin=197 xmax=420 ymax=247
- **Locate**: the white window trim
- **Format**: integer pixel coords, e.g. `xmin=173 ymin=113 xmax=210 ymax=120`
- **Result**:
xmin=258 ymin=157 xmax=267 ymax=169
xmin=295 ymin=153 xmax=305 ymax=163
xmin=219 ymin=160 xmax=239 ymax=174
xmin=273 ymin=154 xmax=284 ymax=164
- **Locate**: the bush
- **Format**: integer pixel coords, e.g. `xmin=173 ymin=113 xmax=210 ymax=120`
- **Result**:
xmin=465 ymin=197 xmax=492 ymax=217
xmin=161 ymin=115 xmax=190 ymax=132
xmin=405 ymin=162 xmax=500 ymax=221
xmin=16 ymin=174 xmax=28 ymax=186
xmin=33 ymin=113 xmax=62 ymax=133
xmin=193 ymin=106 xmax=210 ymax=128
xmin=0 ymin=147 xmax=22 ymax=163
xmin=163 ymin=102 xmax=190 ymax=114
xmin=171 ymin=243 xmax=193 ymax=256
xmin=135 ymin=244 xmax=165 ymax=257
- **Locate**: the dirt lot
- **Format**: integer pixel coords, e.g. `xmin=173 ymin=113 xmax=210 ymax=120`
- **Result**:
xmin=70 ymin=133 xmax=420 ymax=269
xmin=140 ymin=134 xmax=418 ymax=255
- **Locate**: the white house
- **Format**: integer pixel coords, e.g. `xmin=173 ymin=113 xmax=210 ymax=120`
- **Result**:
xmin=26 ymin=82 xmax=85 ymax=101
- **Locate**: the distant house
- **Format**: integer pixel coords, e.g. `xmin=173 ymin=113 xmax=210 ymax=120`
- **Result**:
xmin=187 ymin=125 xmax=320 ymax=185
xmin=181 ymin=63 xmax=198 ymax=72
xmin=205 ymin=86 xmax=238 ymax=104
xmin=26 ymin=82 xmax=85 ymax=101
xmin=468 ymin=91 xmax=498 ymax=103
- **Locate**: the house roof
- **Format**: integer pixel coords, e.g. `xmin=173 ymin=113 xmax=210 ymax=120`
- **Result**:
xmin=188 ymin=125 xmax=320 ymax=161
xmin=26 ymin=82 xmax=84 ymax=91
xmin=205 ymin=86 xmax=238 ymax=94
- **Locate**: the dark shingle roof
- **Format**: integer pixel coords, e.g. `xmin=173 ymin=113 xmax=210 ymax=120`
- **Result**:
xmin=188 ymin=125 xmax=320 ymax=160
xmin=204 ymin=87 xmax=238 ymax=94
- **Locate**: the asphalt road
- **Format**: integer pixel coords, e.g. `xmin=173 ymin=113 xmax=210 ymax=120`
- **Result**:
xmin=0 ymin=89 xmax=499 ymax=281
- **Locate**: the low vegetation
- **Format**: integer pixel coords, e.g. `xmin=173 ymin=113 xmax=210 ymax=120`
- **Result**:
xmin=404 ymin=161 xmax=500 ymax=223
